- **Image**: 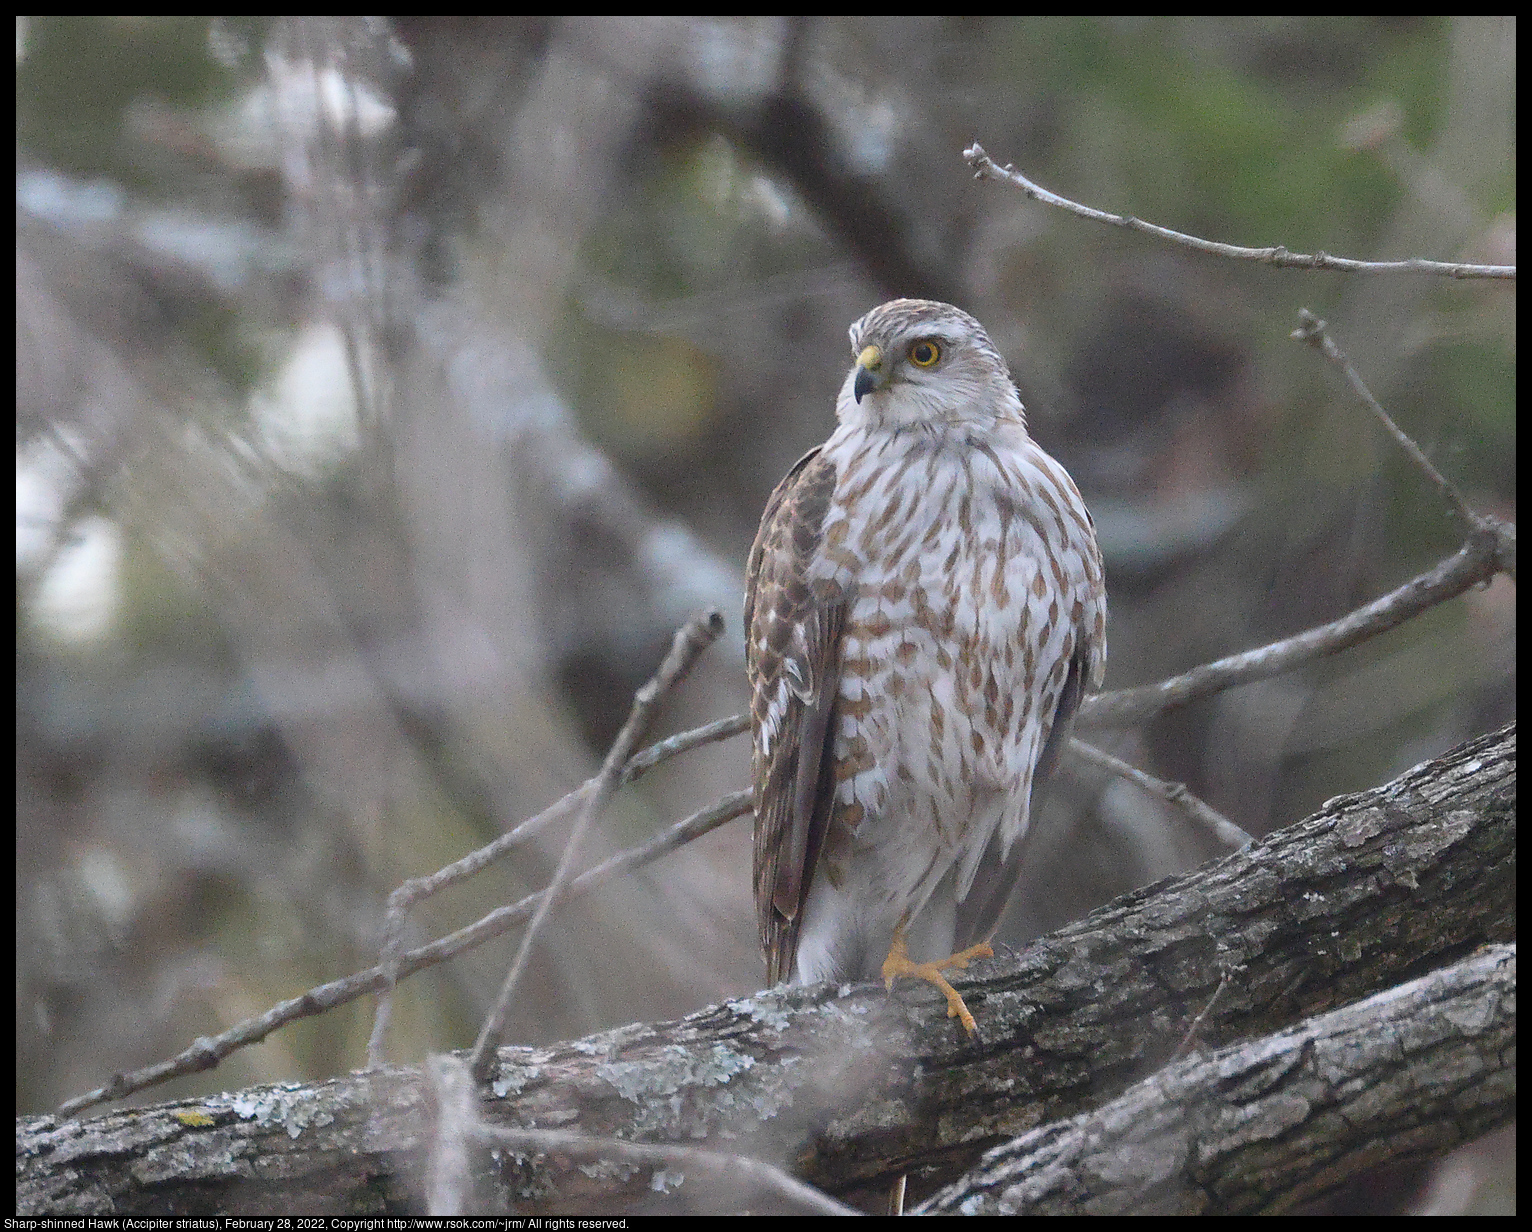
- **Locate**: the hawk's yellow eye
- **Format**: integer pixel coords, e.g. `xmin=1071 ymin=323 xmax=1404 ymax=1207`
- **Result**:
xmin=909 ymin=340 xmax=941 ymax=368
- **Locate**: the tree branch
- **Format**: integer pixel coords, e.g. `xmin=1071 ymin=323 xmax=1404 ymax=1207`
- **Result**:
xmin=963 ymin=143 xmax=1517 ymax=280
xmin=1080 ymin=535 xmax=1508 ymax=727
xmin=1069 ymin=737 xmax=1253 ymax=850
xmin=20 ymin=723 xmax=1512 ymax=1215
xmin=918 ymin=944 xmax=1515 ymax=1215
xmin=470 ymin=611 xmax=726 ymax=1080
xmin=1291 ymin=308 xmax=1509 ymax=560
xmin=56 ymin=789 xmax=753 ymax=1119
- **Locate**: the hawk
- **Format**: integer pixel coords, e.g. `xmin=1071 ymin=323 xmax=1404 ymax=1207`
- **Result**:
xmin=744 ymin=299 xmax=1106 ymax=1034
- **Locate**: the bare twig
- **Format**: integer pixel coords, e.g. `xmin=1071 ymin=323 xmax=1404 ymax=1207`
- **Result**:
xmin=623 ymin=713 xmax=751 ymax=780
xmin=1167 ymin=969 xmax=1233 ymax=1064
xmin=366 ymin=707 xmax=748 ymax=1065
xmin=1291 ymin=309 xmax=1486 ymax=535
xmin=470 ymin=611 xmax=726 ymax=1082
xmin=374 ymin=714 xmax=746 ymax=927
xmin=962 ymin=143 xmax=1516 ymax=281
xmin=58 ymin=789 xmax=753 ymax=1118
xmin=1080 ymin=535 xmax=1507 ymax=728
xmin=1069 ymin=739 xmax=1253 ymax=851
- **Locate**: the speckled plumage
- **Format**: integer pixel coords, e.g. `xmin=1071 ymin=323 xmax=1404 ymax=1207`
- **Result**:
xmin=745 ymin=299 xmax=1106 ymax=988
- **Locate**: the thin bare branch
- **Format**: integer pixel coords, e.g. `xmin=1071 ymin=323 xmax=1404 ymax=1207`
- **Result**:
xmin=383 ymin=710 xmax=743 ymax=924
xmin=58 ymin=788 xmax=754 ymax=1118
xmin=963 ymin=143 xmax=1516 ymax=281
xmin=1069 ymin=739 xmax=1253 ymax=851
xmin=1167 ymin=969 xmax=1233 ymax=1064
xmin=1291 ymin=308 xmax=1486 ymax=535
xmin=1080 ymin=535 xmax=1508 ymax=728
xmin=471 ymin=610 xmax=727 ymax=1080
xmin=366 ymin=701 xmax=749 ymax=1065
xmin=426 ymin=1055 xmax=476 ymax=1215
xmin=624 ymin=712 xmax=751 ymax=777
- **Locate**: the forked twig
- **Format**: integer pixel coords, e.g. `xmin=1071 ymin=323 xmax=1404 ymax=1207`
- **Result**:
xmin=1290 ymin=308 xmax=1503 ymax=546
xmin=58 ymin=789 xmax=753 ymax=1118
xmin=367 ymin=704 xmax=747 ymax=1065
xmin=469 ymin=610 xmax=726 ymax=1082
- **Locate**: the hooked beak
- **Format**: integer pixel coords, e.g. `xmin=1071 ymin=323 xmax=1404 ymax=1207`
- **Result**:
xmin=852 ymin=344 xmax=884 ymax=403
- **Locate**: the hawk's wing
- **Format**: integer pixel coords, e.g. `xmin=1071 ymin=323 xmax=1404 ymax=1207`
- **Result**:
xmin=952 ymin=642 xmax=1090 ymax=950
xmin=744 ymin=446 xmax=847 ymax=986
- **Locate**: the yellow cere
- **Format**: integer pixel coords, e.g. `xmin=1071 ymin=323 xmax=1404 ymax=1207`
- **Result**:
xmin=857 ymin=344 xmax=884 ymax=372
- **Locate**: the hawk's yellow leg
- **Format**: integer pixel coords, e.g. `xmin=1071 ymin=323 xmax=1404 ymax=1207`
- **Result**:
xmin=880 ymin=922 xmax=992 ymax=1036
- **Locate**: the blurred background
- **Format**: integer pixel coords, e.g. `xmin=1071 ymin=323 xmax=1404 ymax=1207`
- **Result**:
xmin=15 ymin=15 xmax=1514 ymax=1209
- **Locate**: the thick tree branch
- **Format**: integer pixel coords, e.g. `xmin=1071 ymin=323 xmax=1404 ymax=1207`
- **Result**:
xmin=919 ymin=944 xmax=1514 ymax=1214
xmin=18 ymin=723 xmax=1512 ymax=1215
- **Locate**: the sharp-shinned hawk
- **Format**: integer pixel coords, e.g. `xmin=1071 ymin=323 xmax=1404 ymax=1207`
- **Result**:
xmin=745 ymin=298 xmax=1106 ymax=1034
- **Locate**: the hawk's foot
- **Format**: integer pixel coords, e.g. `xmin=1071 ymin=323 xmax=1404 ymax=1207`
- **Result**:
xmin=880 ymin=926 xmax=992 ymax=1037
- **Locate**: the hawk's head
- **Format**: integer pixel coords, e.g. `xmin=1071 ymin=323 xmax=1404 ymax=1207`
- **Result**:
xmin=839 ymin=298 xmax=1025 ymax=433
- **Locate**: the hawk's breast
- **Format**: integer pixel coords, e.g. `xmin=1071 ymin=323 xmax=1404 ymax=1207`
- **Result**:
xmin=810 ymin=421 xmax=1104 ymax=904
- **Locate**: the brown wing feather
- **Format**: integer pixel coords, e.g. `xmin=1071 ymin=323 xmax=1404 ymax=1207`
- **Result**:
xmin=744 ymin=447 xmax=845 ymax=985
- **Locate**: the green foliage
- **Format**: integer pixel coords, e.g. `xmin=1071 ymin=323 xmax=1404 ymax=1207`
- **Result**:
xmin=986 ymin=18 xmax=1455 ymax=260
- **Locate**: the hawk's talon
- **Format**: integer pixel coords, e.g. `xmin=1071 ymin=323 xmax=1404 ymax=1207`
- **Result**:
xmin=881 ymin=927 xmax=992 ymax=1037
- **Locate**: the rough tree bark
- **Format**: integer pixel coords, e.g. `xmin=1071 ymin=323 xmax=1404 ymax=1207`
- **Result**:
xmin=16 ymin=723 xmax=1514 ymax=1215
xmin=918 ymin=943 xmax=1513 ymax=1214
